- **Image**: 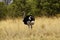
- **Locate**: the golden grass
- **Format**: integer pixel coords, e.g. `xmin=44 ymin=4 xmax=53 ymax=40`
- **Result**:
xmin=0 ymin=17 xmax=60 ymax=40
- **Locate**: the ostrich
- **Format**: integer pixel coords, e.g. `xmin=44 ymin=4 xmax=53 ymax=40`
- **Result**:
xmin=22 ymin=11 xmax=35 ymax=29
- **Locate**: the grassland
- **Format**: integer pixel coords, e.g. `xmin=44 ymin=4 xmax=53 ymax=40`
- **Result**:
xmin=0 ymin=17 xmax=60 ymax=40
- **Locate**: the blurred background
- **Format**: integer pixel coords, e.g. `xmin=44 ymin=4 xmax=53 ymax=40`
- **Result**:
xmin=0 ymin=0 xmax=60 ymax=19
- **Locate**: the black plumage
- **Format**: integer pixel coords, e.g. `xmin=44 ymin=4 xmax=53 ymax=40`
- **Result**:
xmin=23 ymin=15 xmax=35 ymax=29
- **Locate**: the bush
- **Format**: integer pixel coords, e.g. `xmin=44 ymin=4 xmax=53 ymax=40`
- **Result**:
xmin=0 ymin=2 xmax=7 ymax=19
xmin=0 ymin=0 xmax=60 ymax=20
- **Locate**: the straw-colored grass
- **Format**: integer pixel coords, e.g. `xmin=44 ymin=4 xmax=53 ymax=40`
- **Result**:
xmin=0 ymin=17 xmax=60 ymax=40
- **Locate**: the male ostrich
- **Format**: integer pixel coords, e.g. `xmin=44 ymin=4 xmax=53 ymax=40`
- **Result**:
xmin=23 ymin=11 xmax=35 ymax=29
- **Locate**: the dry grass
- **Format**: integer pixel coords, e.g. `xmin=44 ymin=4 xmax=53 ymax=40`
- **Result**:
xmin=0 ymin=17 xmax=60 ymax=40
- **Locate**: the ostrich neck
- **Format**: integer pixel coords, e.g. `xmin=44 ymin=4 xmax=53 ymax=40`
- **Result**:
xmin=23 ymin=11 xmax=26 ymax=18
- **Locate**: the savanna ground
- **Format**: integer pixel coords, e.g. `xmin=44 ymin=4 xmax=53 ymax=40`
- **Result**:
xmin=0 ymin=17 xmax=60 ymax=40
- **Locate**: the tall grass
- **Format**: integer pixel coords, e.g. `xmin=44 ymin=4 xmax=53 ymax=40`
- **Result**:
xmin=0 ymin=17 xmax=60 ymax=40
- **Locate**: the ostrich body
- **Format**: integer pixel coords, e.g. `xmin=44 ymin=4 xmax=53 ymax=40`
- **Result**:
xmin=23 ymin=11 xmax=35 ymax=29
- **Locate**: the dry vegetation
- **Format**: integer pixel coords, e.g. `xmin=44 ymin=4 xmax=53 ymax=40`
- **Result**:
xmin=0 ymin=17 xmax=60 ymax=40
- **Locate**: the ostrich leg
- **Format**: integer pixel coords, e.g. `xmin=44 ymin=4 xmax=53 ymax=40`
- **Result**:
xmin=28 ymin=24 xmax=32 ymax=29
xmin=31 ymin=25 xmax=32 ymax=29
